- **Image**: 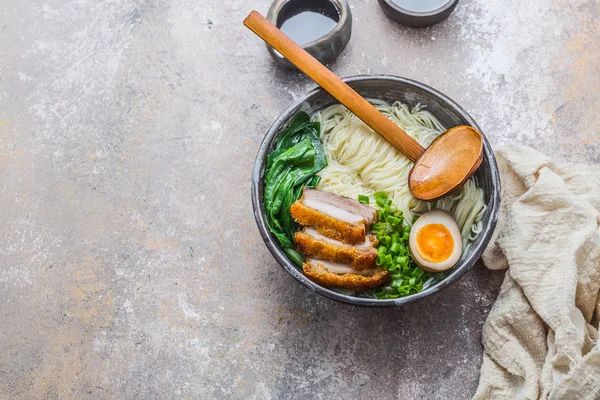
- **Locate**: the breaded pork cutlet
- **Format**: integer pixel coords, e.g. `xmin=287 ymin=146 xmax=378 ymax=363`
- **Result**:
xmin=290 ymin=188 xmax=378 ymax=244
xmin=301 ymin=188 xmax=378 ymax=225
xmin=303 ymin=259 xmax=391 ymax=291
xmin=295 ymin=227 xmax=378 ymax=269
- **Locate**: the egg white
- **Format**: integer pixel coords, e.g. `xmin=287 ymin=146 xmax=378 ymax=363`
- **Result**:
xmin=409 ymin=209 xmax=462 ymax=272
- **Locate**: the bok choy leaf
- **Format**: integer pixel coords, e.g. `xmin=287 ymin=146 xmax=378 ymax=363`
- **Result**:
xmin=263 ymin=112 xmax=327 ymax=265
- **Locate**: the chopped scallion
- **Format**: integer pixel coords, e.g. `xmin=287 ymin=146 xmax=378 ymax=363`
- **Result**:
xmin=368 ymin=192 xmax=433 ymax=299
xmin=358 ymin=194 xmax=370 ymax=204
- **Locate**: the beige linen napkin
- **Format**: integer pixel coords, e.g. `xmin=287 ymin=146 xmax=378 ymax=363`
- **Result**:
xmin=474 ymin=144 xmax=600 ymax=399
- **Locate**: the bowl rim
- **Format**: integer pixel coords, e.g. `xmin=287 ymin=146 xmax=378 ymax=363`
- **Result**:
xmin=251 ymin=74 xmax=500 ymax=307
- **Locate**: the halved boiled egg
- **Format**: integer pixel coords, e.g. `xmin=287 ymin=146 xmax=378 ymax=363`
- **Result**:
xmin=409 ymin=210 xmax=462 ymax=272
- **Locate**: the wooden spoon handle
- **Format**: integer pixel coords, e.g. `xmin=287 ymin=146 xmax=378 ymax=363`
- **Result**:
xmin=244 ymin=11 xmax=426 ymax=162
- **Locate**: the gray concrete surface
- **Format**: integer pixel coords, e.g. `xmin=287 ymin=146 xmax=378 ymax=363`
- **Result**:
xmin=0 ymin=0 xmax=598 ymax=399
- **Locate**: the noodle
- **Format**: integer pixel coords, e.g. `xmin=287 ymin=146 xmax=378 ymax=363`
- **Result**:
xmin=313 ymin=100 xmax=486 ymax=251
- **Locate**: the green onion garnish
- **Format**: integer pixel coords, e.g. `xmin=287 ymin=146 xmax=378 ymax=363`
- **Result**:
xmin=359 ymin=192 xmax=433 ymax=299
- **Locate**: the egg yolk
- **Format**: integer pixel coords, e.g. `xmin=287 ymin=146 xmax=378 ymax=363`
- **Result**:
xmin=416 ymin=224 xmax=454 ymax=263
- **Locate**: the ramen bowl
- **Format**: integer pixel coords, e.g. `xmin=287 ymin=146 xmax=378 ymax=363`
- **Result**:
xmin=251 ymin=75 xmax=500 ymax=306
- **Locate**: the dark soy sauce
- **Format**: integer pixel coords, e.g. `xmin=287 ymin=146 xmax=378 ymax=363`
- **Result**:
xmin=277 ymin=0 xmax=340 ymax=46
xmin=391 ymin=0 xmax=450 ymax=12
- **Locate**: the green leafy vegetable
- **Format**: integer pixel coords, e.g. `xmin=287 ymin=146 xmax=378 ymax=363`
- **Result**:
xmin=263 ymin=112 xmax=327 ymax=265
xmin=362 ymin=193 xmax=440 ymax=299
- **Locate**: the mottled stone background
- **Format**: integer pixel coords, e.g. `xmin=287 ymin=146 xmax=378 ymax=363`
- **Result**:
xmin=0 ymin=0 xmax=598 ymax=399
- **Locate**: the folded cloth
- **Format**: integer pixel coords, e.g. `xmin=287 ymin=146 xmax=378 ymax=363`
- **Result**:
xmin=474 ymin=144 xmax=600 ymax=400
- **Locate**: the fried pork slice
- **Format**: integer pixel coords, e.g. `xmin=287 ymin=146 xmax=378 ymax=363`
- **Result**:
xmin=290 ymin=189 xmax=378 ymax=244
xmin=303 ymin=259 xmax=391 ymax=291
xmin=303 ymin=188 xmax=378 ymax=225
xmin=295 ymin=227 xmax=378 ymax=269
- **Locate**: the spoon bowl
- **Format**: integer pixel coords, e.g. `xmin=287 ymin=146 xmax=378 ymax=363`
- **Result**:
xmin=409 ymin=126 xmax=483 ymax=200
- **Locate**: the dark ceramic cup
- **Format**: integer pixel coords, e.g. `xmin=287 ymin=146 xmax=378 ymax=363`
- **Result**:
xmin=266 ymin=0 xmax=352 ymax=68
xmin=252 ymin=75 xmax=500 ymax=306
xmin=377 ymin=0 xmax=459 ymax=27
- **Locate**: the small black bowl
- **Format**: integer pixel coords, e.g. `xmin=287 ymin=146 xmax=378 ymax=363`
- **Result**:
xmin=266 ymin=0 xmax=352 ymax=68
xmin=377 ymin=0 xmax=459 ymax=27
xmin=251 ymin=75 xmax=500 ymax=307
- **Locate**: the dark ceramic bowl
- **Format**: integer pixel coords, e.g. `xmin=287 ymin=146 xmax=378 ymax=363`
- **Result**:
xmin=266 ymin=0 xmax=352 ymax=68
xmin=252 ymin=75 xmax=500 ymax=307
xmin=377 ymin=0 xmax=459 ymax=27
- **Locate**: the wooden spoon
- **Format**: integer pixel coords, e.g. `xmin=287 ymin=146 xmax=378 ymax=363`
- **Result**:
xmin=244 ymin=11 xmax=483 ymax=201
